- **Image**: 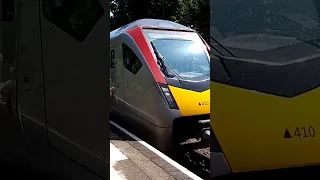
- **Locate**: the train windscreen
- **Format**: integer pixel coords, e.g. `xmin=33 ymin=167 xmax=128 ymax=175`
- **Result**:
xmin=210 ymin=0 xmax=320 ymax=97
xmin=211 ymin=0 xmax=320 ymax=61
xmin=143 ymin=29 xmax=210 ymax=80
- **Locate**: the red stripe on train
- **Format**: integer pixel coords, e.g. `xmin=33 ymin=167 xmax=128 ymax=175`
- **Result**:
xmin=127 ymin=27 xmax=166 ymax=84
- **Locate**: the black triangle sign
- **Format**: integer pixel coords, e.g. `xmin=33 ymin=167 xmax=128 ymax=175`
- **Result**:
xmin=199 ymin=102 xmax=201 ymax=105
xmin=284 ymin=128 xmax=292 ymax=139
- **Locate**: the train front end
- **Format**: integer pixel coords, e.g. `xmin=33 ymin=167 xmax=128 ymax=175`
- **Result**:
xmin=142 ymin=27 xmax=211 ymax=152
xmin=210 ymin=0 xmax=320 ymax=177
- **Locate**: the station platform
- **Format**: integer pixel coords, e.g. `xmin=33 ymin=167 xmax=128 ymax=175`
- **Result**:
xmin=109 ymin=121 xmax=203 ymax=180
xmin=0 ymin=90 xmax=202 ymax=180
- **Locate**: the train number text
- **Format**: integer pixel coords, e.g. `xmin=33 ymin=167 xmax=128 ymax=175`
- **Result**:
xmin=294 ymin=126 xmax=315 ymax=138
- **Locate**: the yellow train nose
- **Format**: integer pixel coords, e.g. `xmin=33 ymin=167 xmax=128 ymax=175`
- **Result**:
xmin=168 ymin=85 xmax=210 ymax=116
xmin=211 ymin=81 xmax=320 ymax=173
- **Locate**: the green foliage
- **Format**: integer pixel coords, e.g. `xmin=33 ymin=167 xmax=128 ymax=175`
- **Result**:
xmin=110 ymin=0 xmax=209 ymax=42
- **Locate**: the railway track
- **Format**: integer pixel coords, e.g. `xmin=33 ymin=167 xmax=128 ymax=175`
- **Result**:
xmin=171 ymin=122 xmax=211 ymax=179
xmin=176 ymin=137 xmax=210 ymax=178
xmin=176 ymin=140 xmax=210 ymax=179
xmin=181 ymin=138 xmax=210 ymax=171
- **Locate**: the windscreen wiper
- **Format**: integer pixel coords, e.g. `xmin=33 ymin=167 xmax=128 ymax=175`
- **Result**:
xmin=161 ymin=57 xmax=182 ymax=79
xmin=150 ymin=42 xmax=176 ymax=78
xmin=210 ymin=36 xmax=232 ymax=78
xmin=210 ymin=36 xmax=236 ymax=57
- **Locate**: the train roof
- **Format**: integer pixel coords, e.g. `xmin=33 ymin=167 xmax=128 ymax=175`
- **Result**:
xmin=110 ymin=19 xmax=194 ymax=38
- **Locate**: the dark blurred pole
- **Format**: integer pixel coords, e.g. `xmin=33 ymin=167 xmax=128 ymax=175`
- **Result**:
xmin=0 ymin=30 xmax=2 ymax=82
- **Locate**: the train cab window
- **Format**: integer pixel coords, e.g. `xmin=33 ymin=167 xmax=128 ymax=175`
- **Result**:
xmin=42 ymin=0 xmax=104 ymax=42
xmin=122 ymin=44 xmax=142 ymax=75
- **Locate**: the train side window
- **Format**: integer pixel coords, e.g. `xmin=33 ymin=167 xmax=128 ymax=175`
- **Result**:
xmin=42 ymin=0 xmax=104 ymax=42
xmin=122 ymin=44 xmax=142 ymax=75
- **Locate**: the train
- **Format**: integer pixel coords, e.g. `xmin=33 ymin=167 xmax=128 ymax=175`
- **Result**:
xmin=210 ymin=0 xmax=320 ymax=177
xmin=110 ymin=19 xmax=211 ymax=153
xmin=0 ymin=0 xmax=111 ymax=179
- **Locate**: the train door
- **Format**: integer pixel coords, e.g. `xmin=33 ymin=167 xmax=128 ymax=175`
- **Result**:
xmin=121 ymin=41 xmax=145 ymax=118
xmin=40 ymin=0 xmax=109 ymax=178
xmin=110 ymin=46 xmax=116 ymax=107
xmin=16 ymin=0 xmax=49 ymax=154
xmin=114 ymin=42 xmax=125 ymax=113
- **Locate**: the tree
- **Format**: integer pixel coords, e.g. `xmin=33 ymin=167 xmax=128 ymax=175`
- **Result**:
xmin=110 ymin=0 xmax=209 ymax=42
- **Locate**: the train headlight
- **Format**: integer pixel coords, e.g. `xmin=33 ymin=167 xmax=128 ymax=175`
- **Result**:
xmin=158 ymin=83 xmax=179 ymax=109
